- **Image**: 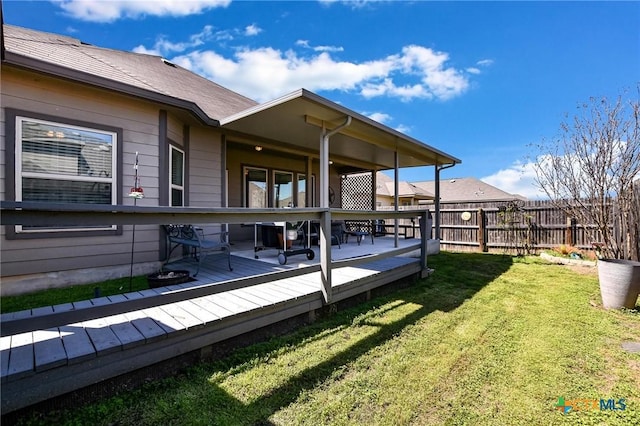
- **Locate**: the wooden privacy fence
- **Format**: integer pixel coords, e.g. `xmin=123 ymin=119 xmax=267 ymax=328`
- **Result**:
xmin=435 ymin=200 xmax=604 ymax=255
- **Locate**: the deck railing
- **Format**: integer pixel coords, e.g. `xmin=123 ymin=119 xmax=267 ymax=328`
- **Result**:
xmin=0 ymin=201 xmax=429 ymax=336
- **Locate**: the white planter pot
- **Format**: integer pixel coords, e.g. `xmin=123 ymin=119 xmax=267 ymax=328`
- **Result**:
xmin=597 ymin=259 xmax=640 ymax=309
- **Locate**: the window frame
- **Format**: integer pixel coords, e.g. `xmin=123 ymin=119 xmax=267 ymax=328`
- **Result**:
xmin=272 ymin=169 xmax=294 ymax=208
xmin=169 ymin=144 xmax=185 ymax=207
xmin=243 ymin=166 xmax=268 ymax=208
xmin=5 ymin=108 xmax=123 ymax=239
xmin=297 ymin=173 xmax=316 ymax=207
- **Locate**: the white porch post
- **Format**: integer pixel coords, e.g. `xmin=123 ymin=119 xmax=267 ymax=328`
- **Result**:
xmin=394 ymin=150 xmax=399 ymax=248
xmin=420 ymin=210 xmax=430 ymax=278
xmin=319 ymin=117 xmax=352 ymax=304
xmin=319 ymin=124 xmax=332 ymax=304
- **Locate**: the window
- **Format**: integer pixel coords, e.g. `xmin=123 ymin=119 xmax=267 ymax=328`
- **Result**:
xmin=244 ymin=167 xmax=267 ymax=208
xmin=15 ymin=116 xmax=117 ymax=233
xmin=170 ymin=145 xmax=185 ymax=206
xmin=297 ymin=174 xmax=316 ymax=207
xmin=273 ymin=170 xmax=293 ymax=208
xmin=244 ymin=167 xmax=315 ymax=208
xmin=297 ymin=174 xmax=307 ymax=207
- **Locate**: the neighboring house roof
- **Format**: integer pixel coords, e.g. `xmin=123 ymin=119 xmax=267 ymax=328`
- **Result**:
xmin=412 ymin=177 xmax=527 ymax=202
xmin=2 ymin=24 xmax=257 ymax=124
xmin=375 ymin=172 xmax=434 ymax=199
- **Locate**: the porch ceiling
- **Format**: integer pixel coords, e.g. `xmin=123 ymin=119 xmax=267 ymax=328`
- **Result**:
xmin=219 ymin=89 xmax=461 ymax=171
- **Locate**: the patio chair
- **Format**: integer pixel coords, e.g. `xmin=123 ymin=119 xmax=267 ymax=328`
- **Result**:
xmin=295 ymin=221 xmax=318 ymax=247
xmin=344 ymin=220 xmax=374 ymax=245
xmin=163 ymin=224 xmax=232 ymax=276
xmin=331 ymin=221 xmax=346 ymax=248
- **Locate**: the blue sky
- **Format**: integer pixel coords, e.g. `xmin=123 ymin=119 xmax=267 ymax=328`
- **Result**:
xmin=4 ymin=1 xmax=639 ymax=198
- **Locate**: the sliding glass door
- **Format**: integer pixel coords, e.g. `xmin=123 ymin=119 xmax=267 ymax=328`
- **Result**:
xmin=244 ymin=167 xmax=314 ymax=208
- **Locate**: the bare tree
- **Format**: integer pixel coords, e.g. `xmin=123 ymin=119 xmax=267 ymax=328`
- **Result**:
xmin=531 ymin=90 xmax=640 ymax=260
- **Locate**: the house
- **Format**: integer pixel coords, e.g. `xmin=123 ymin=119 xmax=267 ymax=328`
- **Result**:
xmin=412 ymin=176 xmax=527 ymax=203
xmin=1 ymin=24 xmax=460 ymax=296
xmin=352 ymin=173 xmax=520 ymax=209
xmin=373 ymin=172 xmax=435 ymax=208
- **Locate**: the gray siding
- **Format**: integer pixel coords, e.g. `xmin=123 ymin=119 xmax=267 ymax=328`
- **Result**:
xmin=1 ymin=68 xmax=165 ymax=290
xmin=188 ymin=125 xmax=224 ymax=237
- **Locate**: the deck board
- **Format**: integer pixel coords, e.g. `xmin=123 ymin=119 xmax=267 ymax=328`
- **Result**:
xmin=122 ymin=311 xmax=167 ymax=343
xmin=174 ymin=300 xmax=219 ymax=325
xmin=212 ymin=291 xmax=261 ymax=313
xmin=8 ymin=332 xmax=34 ymax=380
xmin=73 ymin=300 xmax=93 ymax=310
xmin=107 ymin=294 xmax=128 ymax=303
xmin=1 ymin=336 xmax=11 ymax=382
xmin=60 ymin=324 xmax=96 ymax=364
xmin=158 ymin=304 xmax=203 ymax=330
xmin=33 ymin=328 xmax=67 ymax=371
xmin=83 ymin=317 xmax=122 ymax=355
xmin=191 ymin=296 xmax=236 ymax=319
xmin=107 ymin=314 xmax=146 ymax=349
xmin=31 ymin=306 xmax=54 ymax=317
xmin=143 ymin=306 xmax=189 ymax=334
xmin=53 ymin=303 xmax=75 ymax=313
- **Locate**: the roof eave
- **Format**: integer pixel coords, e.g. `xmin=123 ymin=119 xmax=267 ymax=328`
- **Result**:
xmin=221 ymin=88 xmax=461 ymax=167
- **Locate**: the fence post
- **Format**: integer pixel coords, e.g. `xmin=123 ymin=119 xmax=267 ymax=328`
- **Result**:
xmin=565 ymin=217 xmax=573 ymax=246
xmin=477 ymin=208 xmax=487 ymax=252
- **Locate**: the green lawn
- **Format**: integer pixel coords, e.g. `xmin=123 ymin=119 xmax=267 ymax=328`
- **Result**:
xmin=12 ymin=252 xmax=640 ymax=425
xmin=0 ymin=276 xmax=149 ymax=314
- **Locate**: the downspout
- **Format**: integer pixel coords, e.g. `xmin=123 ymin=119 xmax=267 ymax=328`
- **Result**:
xmin=320 ymin=116 xmax=352 ymax=304
xmin=435 ymin=162 xmax=456 ymax=240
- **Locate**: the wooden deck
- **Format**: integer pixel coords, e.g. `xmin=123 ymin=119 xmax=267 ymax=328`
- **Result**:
xmin=1 ymin=239 xmax=424 ymax=414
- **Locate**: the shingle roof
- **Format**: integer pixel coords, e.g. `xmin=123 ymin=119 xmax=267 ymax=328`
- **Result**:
xmin=375 ymin=172 xmax=434 ymax=199
xmin=412 ymin=177 xmax=526 ymax=202
xmin=2 ymin=24 xmax=257 ymax=121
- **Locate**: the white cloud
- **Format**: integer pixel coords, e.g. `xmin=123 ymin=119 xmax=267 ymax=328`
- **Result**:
xmin=362 ymin=112 xmax=411 ymax=134
xmin=477 ymin=59 xmax=494 ymax=67
xmin=366 ymin=112 xmax=392 ymax=124
xmin=132 ymin=44 xmax=160 ymax=56
xmin=133 ymin=25 xmax=214 ymax=56
xmin=244 ymin=24 xmax=262 ymax=36
xmin=394 ymin=45 xmax=469 ymax=100
xmin=482 ymin=161 xmax=547 ymax=200
xmin=395 ymin=124 xmax=411 ymax=134
xmin=137 ymin=29 xmax=472 ymax=103
xmin=466 ymin=67 xmax=481 ymax=75
xmin=55 ymin=0 xmax=231 ymax=23
xmin=319 ymin=0 xmax=383 ymax=9
xmin=296 ymin=40 xmax=344 ymax=53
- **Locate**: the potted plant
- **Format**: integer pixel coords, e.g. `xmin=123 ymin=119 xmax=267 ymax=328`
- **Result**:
xmin=594 ymin=244 xmax=640 ymax=309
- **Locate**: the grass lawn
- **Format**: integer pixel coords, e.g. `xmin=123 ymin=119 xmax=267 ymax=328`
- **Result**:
xmin=0 ymin=276 xmax=149 ymax=314
xmin=12 ymin=252 xmax=640 ymax=425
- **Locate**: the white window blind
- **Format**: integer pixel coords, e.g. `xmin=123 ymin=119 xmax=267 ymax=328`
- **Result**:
xmin=16 ymin=117 xmax=117 ymax=232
